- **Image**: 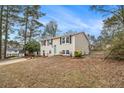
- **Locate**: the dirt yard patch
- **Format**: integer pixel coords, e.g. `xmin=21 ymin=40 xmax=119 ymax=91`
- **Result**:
xmin=0 ymin=53 xmax=123 ymax=88
xmin=0 ymin=58 xmax=27 ymax=66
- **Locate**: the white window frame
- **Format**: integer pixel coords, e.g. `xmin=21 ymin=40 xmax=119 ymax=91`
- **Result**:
xmin=66 ymin=36 xmax=70 ymax=43
xmin=62 ymin=37 xmax=65 ymax=44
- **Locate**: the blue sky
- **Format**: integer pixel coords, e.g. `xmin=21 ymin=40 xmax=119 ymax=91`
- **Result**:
xmin=10 ymin=5 xmax=106 ymax=40
xmin=40 ymin=5 xmax=106 ymax=37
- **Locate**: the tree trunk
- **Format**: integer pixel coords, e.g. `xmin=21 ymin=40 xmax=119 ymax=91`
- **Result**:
xmin=29 ymin=29 xmax=32 ymax=41
xmin=24 ymin=13 xmax=28 ymax=56
xmin=4 ymin=6 xmax=9 ymax=59
xmin=29 ymin=19 xmax=34 ymax=41
xmin=0 ymin=6 xmax=4 ymax=59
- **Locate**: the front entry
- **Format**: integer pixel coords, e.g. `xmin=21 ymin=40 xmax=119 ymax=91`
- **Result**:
xmin=43 ymin=50 xmax=45 ymax=56
xmin=54 ymin=45 xmax=56 ymax=55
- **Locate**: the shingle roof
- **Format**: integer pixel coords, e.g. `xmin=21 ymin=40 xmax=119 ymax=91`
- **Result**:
xmin=41 ymin=32 xmax=89 ymax=41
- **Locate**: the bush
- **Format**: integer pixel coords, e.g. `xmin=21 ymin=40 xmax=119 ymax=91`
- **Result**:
xmin=24 ymin=40 xmax=40 ymax=56
xmin=104 ymin=31 xmax=124 ymax=60
xmin=74 ymin=51 xmax=82 ymax=57
xmin=111 ymin=48 xmax=124 ymax=60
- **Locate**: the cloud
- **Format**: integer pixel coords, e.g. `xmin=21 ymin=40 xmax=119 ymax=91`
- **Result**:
xmin=84 ymin=19 xmax=103 ymax=37
xmin=41 ymin=5 xmax=103 ymax=37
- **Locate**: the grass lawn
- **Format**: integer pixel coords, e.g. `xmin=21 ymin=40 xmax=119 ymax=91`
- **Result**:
xmin=0 ymin=52 xmax=124 ymax=88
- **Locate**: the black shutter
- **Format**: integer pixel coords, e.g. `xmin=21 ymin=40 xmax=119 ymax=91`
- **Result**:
xmin=45 ymin=40 xmax=46 ymax=46
xmin=60 ymin=37 xmax=61 ymax=45
xmin=70 ymin=35 xmax=72 ymax=44
xmin=51 ymin=39 xmax=53 ymax=45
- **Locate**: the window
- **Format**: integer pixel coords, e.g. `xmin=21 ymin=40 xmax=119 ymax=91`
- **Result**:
xmin=62 ymin=37 xmax=65 ymax=44
xmin=61 ymin=36 xmax=71 ymax=44
xmin=50 ymin=39 xmax=53 ymax=45
xmin=66 ymin=50 xmax=70 ymax=54
xmin=47 ymin=39 xmax=53 ymax=46
xmin=42 ymin=40 xmax=46 ymax=46
xmin=47 ymin=40 xmax=50 ymax=46
xmin=60 ymin=37 xmax=62 ymax=45
xmin=62 ymin=50 xmax=65 ymax=54
xmin=49 ymin=50 xmax=51 ymax=54
xmin=47 ymin=39 xmax=53 ymax=45
xmin=66 ymin=36 xmax=70 ymax=43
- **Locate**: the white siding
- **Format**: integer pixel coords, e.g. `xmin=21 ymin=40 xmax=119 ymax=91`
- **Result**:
xmin=40 ymin=43 xmax=54 ymax=56
xmin=58 ymin=36 xmax=75 ymax=56
xmin=40 ymin=36 xmax=75 ymax=56
xmin=40 ymin=32 xmax=90 ymax=57
xmin=75 ymin=33 xmax=90 ymax=54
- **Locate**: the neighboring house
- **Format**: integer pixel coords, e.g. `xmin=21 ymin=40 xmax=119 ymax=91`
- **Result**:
xmin=6 ymin=48 xmax=19 ymax=57
xmin=1 ymin=40 xmax=24 ymax=58
xmin=40 ymin=32 xmax=90 ymax=57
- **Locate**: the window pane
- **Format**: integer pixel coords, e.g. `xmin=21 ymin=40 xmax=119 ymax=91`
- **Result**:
xmin=66 ymin=37 xmax=70 ymax=43
xmin=51 ymin=39 xmax=53 ymax=45
xmin=66 ymin=50 xmax=69 ymax=54
xmin=63 ymin=38 xmax=65 ymax=43
xmin=62 ymin=37 xmax=65 ymax=43
xmin=62 ymin=50 xmax=65 ymax=54
xmin=42 ymin=40 xmax=46 ymax=46
xmin=49 ymin=50 xmax=51 ymax=54
xmin=47 ymin=39 xmax=52 ymax=45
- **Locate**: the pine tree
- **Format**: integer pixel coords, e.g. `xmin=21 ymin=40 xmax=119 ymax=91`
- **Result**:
xmin=18 ymin=6 xmax=45 ymax=56
xmin=0 ymin=6 xmax=4 ymax=59
xmin=3 ymin=6 xmax=21 ymax=58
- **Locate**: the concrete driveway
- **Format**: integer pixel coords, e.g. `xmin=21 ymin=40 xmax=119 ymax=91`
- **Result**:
xmin=0 ymin=58 xmax=27 ymax=66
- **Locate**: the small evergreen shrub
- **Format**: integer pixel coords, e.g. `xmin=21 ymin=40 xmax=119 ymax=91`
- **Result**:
xmin=74 ymin=51 xmax=82 ymax=57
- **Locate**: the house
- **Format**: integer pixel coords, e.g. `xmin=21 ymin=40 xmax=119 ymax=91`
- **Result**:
xmin=1 ymin=40 xmax=24 ymax=58
xmin=6 ymin=48 xmax=19 ymax=57
xmin=40 ymin=32 xmax=90 ymax=57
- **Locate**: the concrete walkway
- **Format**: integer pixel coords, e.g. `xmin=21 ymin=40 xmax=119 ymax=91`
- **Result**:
xmin=0 ymin=58 xmax=27 ymax=66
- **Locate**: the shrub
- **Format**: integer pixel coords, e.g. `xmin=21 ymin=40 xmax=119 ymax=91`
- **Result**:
xmin=110 ymin=47 xmax=124 ymax=60
xmin=24 ymin=40 xmax=40 ymax=55
xmin=104 ymin=31 xmax=124 ymax=60
xmin=74 ymin=51 xmax=82 ymax=57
